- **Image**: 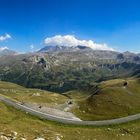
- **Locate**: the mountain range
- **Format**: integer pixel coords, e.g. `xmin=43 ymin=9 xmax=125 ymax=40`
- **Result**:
xmin=38 ymin=45 xmax=92 ymax=53
xmin=0 ymin=45 xmax=140 ymax=93
xmin=0 ymin=47 xmax=17 ymax=56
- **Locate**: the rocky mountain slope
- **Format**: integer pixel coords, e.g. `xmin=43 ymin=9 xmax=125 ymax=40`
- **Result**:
xmin=0 ymin=48 xmax=16 ymax=56
xmin=0 ymin=46 xmax=140 ymax=93
xmin=38 ymin=45 xmax=92 ymax=52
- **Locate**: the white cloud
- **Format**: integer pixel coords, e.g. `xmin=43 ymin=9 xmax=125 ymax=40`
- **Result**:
xmin=0 ymin=46 xmax=9 ymax=51
xmin=44 ymin=35 xmax=114 ymax=51
xmin=30 ymin=44 xmax=34 ymax=49
xmin=0 ymin=34 xmax=11 ymax=41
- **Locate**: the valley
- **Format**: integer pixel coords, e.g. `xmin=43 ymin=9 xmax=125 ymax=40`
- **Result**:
xmin=0 ymin=48 xmax=140 ymax=139
xmin=0 ymin=77 xmax=140 ymax=123
xmin=1 ymin=0 xmax=140 ymax=139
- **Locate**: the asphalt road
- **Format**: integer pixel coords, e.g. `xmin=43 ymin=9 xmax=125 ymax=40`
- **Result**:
xmin=0 ymin=95 xmax=140 ymax=126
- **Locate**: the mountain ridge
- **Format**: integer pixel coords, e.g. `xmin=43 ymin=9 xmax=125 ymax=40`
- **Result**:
xmin=0 ymin=48 xmax=17 ymax=56
xmin=0 ymin=46 xmax=140 ymax=93
xmin=38 ymin=45 xmax=93 ymax=53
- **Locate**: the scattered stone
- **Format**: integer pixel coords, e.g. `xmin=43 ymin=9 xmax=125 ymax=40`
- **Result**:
xmin=64 ymin=107 xmax=70 ymax=112
xmin=32 ymin=93 xmax=40 ymax=96
xmin=67 ymin=101 xmax=72 ymax=105
xmin=107 ymin=128 xmax=111 ymax=131
xmin=120 ymin=128 xmax=131 ymax=134
xmin=39 ymin=105 xmax=42 ymax=109
xmin=34 ymin=137 xmax=45 ymax=140
xmin=0 ymin=135 xmax=9 ymax=140
xmin=123 ymin=86 xmax=126 ymax=89
xmin=55 ymin=134 xmax=63 ymax=140
xmin=11 ymin=131 xmax=18 ymax=137
xmin=56 ymin=136 xmax=61 ymax=140
xmin=20 ymin=138 xmax=27 ymax=140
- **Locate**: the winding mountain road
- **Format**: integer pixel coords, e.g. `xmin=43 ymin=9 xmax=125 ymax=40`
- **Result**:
xmin=0 ymin=95 xmax=140 ymax=126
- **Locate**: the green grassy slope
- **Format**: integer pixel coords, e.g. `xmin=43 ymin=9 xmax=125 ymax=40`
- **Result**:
xmin=0 ymin=80 xmax=140 ymax=139
xmin=1 ymin=79 xmax=140 ymax=122
xmin=0 ymin=101 xmax=140 ymax=140
xmin=0 ymin=81 xmax=68 ymax=106
xmin=72 ymin=78 xmax=140 ymax=120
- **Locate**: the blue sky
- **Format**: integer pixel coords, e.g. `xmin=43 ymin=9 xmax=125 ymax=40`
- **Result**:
xmin=0 ymin=0 xmax=140 ymax=52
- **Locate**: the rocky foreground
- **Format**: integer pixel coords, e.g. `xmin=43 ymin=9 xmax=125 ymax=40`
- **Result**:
xmin=0 ymin=131 xmax=63 ymax=140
